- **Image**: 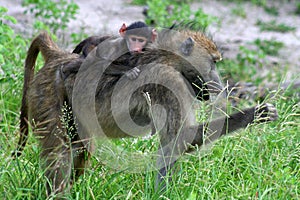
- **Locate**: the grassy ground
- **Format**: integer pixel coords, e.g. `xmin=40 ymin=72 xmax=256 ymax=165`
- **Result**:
xmin=1 ymin=2 xmax=300 ymax=199
xmin=1 ymin=85 xmax=299 ymax=199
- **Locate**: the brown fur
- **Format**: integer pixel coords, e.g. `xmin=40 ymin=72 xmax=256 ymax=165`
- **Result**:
xmin=14 ymin=32 xmax=77 ymax=157
xmin=14 ymin=32 xmax=87 ymax=195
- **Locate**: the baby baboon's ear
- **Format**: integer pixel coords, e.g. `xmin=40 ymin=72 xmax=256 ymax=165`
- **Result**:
xmin=180 ymin=37 xmax=194 ymax=56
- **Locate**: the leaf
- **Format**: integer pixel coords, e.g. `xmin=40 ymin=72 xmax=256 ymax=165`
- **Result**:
xmin=3 ymin=15 xmax=17 ymax=24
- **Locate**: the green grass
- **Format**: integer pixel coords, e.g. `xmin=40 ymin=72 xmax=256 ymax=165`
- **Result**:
xmin=256 ymin=20 xmax=296 ymax=33
xmin=296 ymin=3 xmax=300 ymax=15
xmin=264 ymin=5 xmax=279 ymax=16
xmin=1 ymin=2 xmax=300 ymax=200
xmin=253 ymin=39 xmax=284 ymax=56
xmin=144 ymin=0 xmax=218 ymax=30
xmin=221 ymin=0 xmax=266 ymax=7
xmin=1 ymin=88 xmax=299 ymax=199
xmin=231 ymin=4 xmax=246 ymax=19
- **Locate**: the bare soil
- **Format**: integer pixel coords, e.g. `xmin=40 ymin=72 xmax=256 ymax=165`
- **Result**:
xmin=2 ymin=0 xmax=300 ymax=79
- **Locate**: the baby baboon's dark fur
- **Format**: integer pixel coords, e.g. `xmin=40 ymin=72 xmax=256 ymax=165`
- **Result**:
xmin=72 ymin=35 xmax=111 ymax=57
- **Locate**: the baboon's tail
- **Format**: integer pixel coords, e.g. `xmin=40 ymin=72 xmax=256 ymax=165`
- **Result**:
xmin=13 ymin=32 xmax=62 ymax=157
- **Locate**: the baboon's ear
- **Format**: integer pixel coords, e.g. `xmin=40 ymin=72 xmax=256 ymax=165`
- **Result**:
xmin=119 ymin=23 xmax=127 ymax=38
xmin=180 ymin=37 xmax=194 ymax=56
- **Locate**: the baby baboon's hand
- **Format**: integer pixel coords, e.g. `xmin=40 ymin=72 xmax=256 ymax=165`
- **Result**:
xmin=254 ymin=103 xmax=278 ymax=122
xmin=125 ymin=67 xmax=141 ymax=80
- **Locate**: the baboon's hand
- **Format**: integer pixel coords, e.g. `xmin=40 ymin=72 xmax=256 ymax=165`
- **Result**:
xmin=125 ymin=67 xmax=140 ymax=80
xmin=254 ymin=103 xmax=278 ymax=122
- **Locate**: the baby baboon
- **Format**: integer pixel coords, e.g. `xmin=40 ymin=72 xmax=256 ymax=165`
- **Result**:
xmin=73 ymin=21 xmax=156 ymax=57
xmin=70 ymin=21 xmax=157 ymax=80
xmin=14 ymin=27 xmax=278 ymax=196
xmin=119 ymin=21 xmax=157 ymax=54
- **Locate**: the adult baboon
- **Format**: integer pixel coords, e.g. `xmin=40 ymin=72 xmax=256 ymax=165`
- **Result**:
xmin=68 ymin=27 xmax=278 ymax=188
xmin=14 ymin=27 xmax=278 ymax=196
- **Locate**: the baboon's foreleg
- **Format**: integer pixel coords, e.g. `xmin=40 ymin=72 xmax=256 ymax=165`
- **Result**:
xmin=155 ymin=103 xmax=278 ymax=190
xmin=153 ymin=101 xmax=196 ymax=190
xmin=190 ymin=103 xmax=278 ymax=146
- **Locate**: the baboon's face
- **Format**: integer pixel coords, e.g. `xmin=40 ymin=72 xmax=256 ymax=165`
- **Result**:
xmin=177 ymin=31 xmax=223 ymax=95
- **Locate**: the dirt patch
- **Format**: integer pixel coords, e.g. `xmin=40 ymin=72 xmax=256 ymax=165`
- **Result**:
xmin=3 ymin=0 xmax=300 ymax=79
